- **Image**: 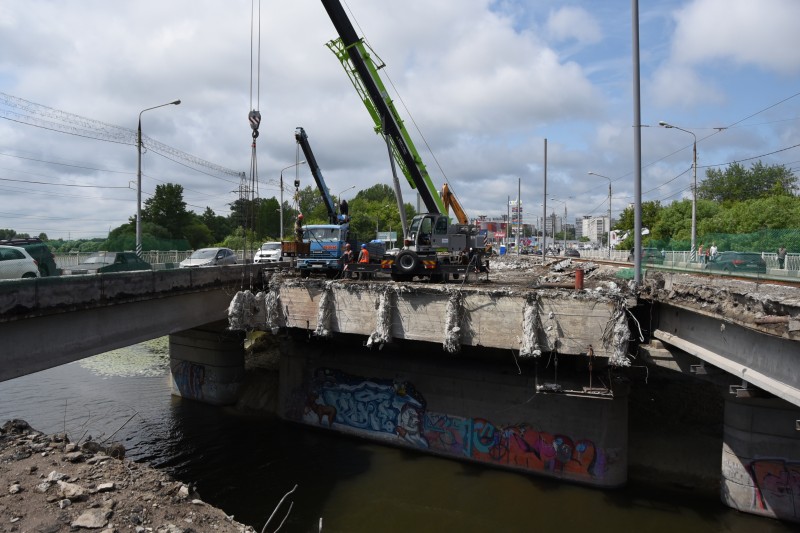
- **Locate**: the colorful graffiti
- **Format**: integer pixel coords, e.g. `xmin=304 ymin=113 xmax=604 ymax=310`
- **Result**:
xmin=749 ymin=459 xmax=800 ymax=520
xmin=424 ymin=414 xmax=605 ymax=478
xmin=292 ymin=367 xmax=608 ymax=481
xmin=171 ymin=360 xmax=205 ymax=401
xmin=298 ymin=368 xmax=428 ymax=446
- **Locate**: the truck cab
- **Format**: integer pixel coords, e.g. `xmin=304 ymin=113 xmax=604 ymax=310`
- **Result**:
xmin=296 ymin=224 xmax=348 ymax=278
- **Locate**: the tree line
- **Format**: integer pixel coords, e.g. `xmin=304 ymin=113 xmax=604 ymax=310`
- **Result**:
xmin=1 ymin=183 xmax=412 ymax=252
xmin=614 ymin=161 xmax=799 ymax=253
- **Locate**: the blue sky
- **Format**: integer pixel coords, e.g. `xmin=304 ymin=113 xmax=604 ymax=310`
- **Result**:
xmin=1 ymin=0 xmax=799 ymax=238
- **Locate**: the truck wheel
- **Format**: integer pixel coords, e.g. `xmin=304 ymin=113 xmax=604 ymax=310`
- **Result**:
xmin=395 ymin=250 xmax=420 ymax=275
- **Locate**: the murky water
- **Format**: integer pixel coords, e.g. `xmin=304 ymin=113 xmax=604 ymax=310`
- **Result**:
xmin=0 ymin=342 xmax=795 ymax=532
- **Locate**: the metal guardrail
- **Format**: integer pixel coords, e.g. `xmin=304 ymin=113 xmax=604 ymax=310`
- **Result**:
xmin=54 ymin=250 xmax=258 ymax=268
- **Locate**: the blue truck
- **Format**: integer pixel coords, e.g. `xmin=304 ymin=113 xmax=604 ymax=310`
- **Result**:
xmin=291 ymin=127 xmax=384 ymax=278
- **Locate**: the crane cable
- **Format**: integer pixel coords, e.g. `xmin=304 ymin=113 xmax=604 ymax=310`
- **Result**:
xmin=244 ymin=0 xmax=262 ymax=283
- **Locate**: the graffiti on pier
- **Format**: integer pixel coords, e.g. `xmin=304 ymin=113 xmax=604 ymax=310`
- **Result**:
xmin=299 ymin=368 xmax=428 ymax=447
xmin=749 ymin=459 xmax=800 ymax=520
xmin=293 ymin=367 xmax=607 ymax=480
xmin=423 ymin=414 xmax=605 ymax=478
xmin=171 ymin=360 xmax=205 ymax=401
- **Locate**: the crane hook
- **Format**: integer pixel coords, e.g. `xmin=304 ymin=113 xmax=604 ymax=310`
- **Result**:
xmin=249 ymin=109 xmax=261 ymax=138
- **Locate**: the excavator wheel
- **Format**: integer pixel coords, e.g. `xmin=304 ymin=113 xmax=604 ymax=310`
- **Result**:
xmin=395 ymin=250 xmax=420 ymax=276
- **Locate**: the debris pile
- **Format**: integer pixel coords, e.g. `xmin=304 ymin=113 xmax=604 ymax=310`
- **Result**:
xmin=0 ymin=419 xmax=256 ymax=533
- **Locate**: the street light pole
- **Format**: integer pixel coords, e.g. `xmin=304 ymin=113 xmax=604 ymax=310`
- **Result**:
xmin=588 ymin=172 xmax=613 ymax=258
xmin=279 ymin=161 xmax=307 ymax=240
xmin=337 ymin=185 xmax=355 ymax=213
xmin=550 ymin=198 xmax=569 ymax=253
xmin=659 ymin=121 xmax=697 ymax=261
xmin=137 ymin=100 xmax=180 ymax=257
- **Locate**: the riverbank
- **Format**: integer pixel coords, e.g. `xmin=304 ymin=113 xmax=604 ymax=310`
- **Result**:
xmin=0 ymin=419 xmax=257 ymax=533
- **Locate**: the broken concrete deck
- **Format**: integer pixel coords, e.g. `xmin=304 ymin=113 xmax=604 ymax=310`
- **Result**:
xmin=231 ymin=256 xmax=636 ymax=367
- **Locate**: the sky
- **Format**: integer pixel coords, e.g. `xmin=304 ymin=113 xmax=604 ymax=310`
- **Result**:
xmin=1 ymin=0 xmax=799 ymax=240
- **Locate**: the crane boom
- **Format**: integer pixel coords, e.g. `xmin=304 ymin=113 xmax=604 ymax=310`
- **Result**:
xmin=321 ymin=0 xmax=446 ymax=216
xmin=294 ymin=127 xmax=338 ymax=224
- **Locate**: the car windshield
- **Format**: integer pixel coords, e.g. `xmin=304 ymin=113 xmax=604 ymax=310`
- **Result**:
xmin=261 ymin=243 xmax=280 ymax=251
xmin=304 ymin=228 xmax=341 ymax=242
xmin=190 ymin=249 xmax=218 ymax=259
xmin=83 ymin=254 xmax=114 ymax=265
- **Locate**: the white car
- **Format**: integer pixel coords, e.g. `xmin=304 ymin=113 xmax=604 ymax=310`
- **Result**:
xmin=253 ymin=242 xmax=282 ymax=264
xmin=179 ymin=247 xmax=238 ymax=268
xmin=0 ymin=245 xmax=40 ymax=280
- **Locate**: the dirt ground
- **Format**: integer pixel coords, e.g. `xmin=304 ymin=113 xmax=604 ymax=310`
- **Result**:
xmin=0 ymin=420 xmax=257 ymax=533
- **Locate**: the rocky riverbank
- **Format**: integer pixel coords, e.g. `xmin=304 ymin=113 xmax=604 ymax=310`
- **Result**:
xmin=0 ymin=420 xmax=257 ymax=533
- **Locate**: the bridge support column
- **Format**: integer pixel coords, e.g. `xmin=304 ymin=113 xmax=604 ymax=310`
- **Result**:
xmin=721 ymin=395 xmax=800 ymax=523
xmin=278 ymin=335 xmax=628 ymax=488
xmin=169 ymin=320 xmax=245 ymax=406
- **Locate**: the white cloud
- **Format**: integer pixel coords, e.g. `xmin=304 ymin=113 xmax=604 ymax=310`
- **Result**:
xmin=671 ymin=0 xmax=800 ymax=74
xmin=546 ymin=6 xmax=602 ymax=46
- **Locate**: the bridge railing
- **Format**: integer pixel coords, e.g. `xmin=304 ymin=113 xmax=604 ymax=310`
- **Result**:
xmin=54 ymin=250 xmax=255 ymax=269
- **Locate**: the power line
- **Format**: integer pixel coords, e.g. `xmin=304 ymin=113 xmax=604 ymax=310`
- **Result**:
xmin=0 ymin=91 xmax=244 ymax=180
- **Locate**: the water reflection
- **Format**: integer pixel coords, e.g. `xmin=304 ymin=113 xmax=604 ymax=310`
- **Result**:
xmin=0 ymin=343 xmax=795 ymax=532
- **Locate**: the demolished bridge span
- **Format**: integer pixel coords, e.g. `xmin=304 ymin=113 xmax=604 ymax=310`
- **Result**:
xmin=229 ymin=274 xmax=634 ymax=367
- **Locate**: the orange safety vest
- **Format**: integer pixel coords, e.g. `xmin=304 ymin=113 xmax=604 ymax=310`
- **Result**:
xmin=358 ymin=248 xmax=369 ymax=263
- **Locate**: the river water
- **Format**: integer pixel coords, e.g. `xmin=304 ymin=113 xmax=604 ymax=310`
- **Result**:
xmin=0 ymin=341 xmax=794 ymax=533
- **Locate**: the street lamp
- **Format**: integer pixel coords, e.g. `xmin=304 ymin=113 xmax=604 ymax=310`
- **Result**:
xmin=550 ymin=198 xmax=570 ymax=253
xmin=137 ymin=99 xmax=180 ymax=257
xmin=659 ymin=120 xmax=697 ymax=261
xmin=279 ymin=161 xmax=306 ymax=240
xmin=337 ymin=185 xmax=355 ymax=214
xmin=588 ymin=172 xmax=613 ymax=258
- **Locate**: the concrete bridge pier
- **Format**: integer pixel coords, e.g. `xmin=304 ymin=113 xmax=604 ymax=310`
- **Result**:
xmin=721 ymin=395 xmax=800 ymax=523
xmin=169 ymin=320 xmax=245 ymax=406
xmin=278 ymin=334 xmax=629 ymax=488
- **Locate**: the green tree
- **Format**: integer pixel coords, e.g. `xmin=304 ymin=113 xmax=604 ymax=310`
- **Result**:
xmin=201 ymin=207 xmax=233 ymax=243
xmin=256 ymin=197 xmax=281 ymax=239
xmin=142 ymin=183 xmax=192 ymax=239
xmin=615 ymin=201 xmax=662 ymax=250
xmin=0 ymin=229 xmax=16 ymax=240
xmin=698 ymin=161 xmax=797 ymax=203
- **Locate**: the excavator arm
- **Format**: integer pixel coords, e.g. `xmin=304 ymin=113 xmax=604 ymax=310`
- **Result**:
xmin=441 ymin=183 xmax=468 ymax=225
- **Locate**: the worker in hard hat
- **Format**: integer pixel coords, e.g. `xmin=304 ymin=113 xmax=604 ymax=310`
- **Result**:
xmin=357 ymin=243 xmax=369 ymax=263
xmin=294 ymin=214 xmax=304 ymax=242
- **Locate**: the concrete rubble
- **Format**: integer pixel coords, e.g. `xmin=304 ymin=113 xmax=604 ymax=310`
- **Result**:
xmin=0 ymin=419 xmax=256 ymax=533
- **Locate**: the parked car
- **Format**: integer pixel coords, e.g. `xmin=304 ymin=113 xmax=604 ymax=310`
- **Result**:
xmin=628 ymin=247 xmax=664 ymax=264
xmin=62 ymin=251 xmax=152 ymax=275
xmin=0 ymin=245 xmax=40 ymax=280
xmin=253 ymin=242 xmax=282 ymax=264
xmin=564 ymin=249 xmax=580 ymax=258
xmin=706 ymin=251 xmax=766 ymax=274
xmin=0 ymin=237 xmax=59 ymax=276
xmin=179 ymin=247 xmax=237 ymax=268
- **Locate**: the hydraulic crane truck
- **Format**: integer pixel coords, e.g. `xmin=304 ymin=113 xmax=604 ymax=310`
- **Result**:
xmin=321 ymin=0 xmax=489 ymax=282
xmin=292 ymin=127 xmax=384 ymax=278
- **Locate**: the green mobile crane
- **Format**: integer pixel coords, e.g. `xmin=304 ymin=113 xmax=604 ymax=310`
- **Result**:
xmin=321 ymin=0 xmax=488 ymax=282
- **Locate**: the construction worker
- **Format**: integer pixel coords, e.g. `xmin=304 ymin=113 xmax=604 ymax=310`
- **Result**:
xmin=358 ymin=243 xmax=369 ymax=263
xmin=294 ymin=214 xmax=304 ymax=242
xmin=341 ymin=243 xmax=355 ymax=278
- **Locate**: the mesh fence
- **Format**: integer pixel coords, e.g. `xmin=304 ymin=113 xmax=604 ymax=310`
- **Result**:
xmin=639 ymin=228 xmax=800 ymax=274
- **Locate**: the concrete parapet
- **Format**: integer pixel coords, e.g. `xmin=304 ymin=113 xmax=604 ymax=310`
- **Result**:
xmin=169 ymin=321 xmax=245 ymax=406
xmin=720 ymin=396 xmax=800 ymax=523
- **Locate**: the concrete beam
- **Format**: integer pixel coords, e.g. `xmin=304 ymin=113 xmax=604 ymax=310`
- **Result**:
xmin=654 ymin=302 xmax=800 ymax=408
xmin=0 ymin=265 xmax=258 ymax=382
xmin=274 ymin=279 xmax=626 ymax=358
